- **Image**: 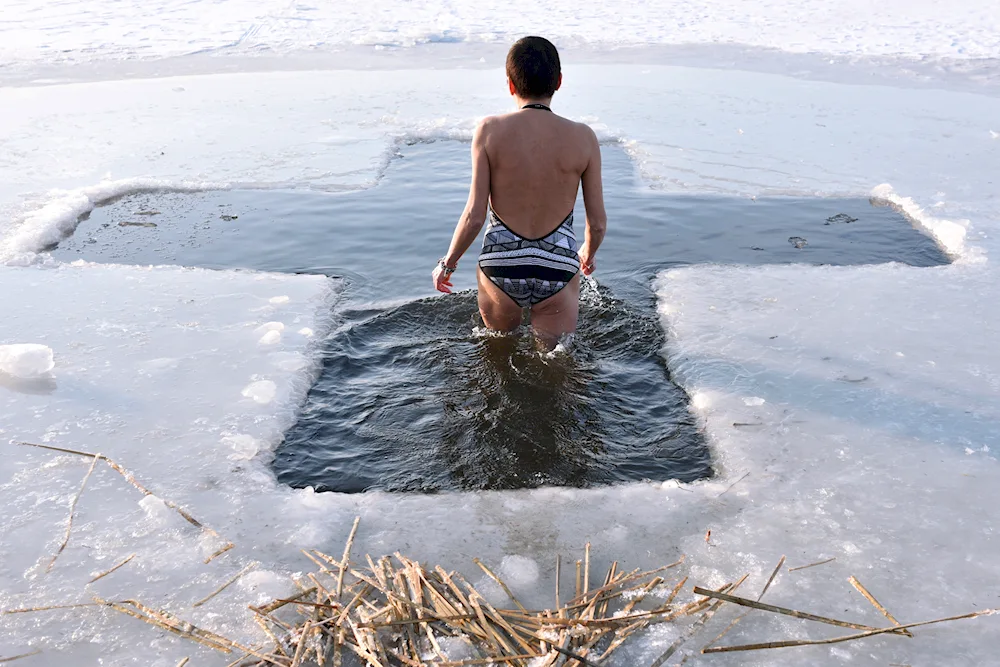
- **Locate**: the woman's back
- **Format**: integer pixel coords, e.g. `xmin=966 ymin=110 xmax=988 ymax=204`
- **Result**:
xmin=484 ymin=108 xmax=592 ymax=237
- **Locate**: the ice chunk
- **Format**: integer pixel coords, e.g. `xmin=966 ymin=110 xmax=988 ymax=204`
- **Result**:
xmin=238 ymin=570 xmax=295 ymax=605
xmin=242 ymin=380 xmax=277 ymax=404
xmin=258 ymin=330 xmax=281 ymax=346
xmin=269 ymin=296 xmax=290 ymax=305
xmin=0 ymin=343 xmax=54 ymax=378
xmin=222 ymin=434 xmax=261 ymax=460
xmin=138 ymin=495 xmax=173 ymax=524
xmin=743 ymin=396 xmax=766 ymax=406
xmin=499 ymin=555 xmax=540 ymax=589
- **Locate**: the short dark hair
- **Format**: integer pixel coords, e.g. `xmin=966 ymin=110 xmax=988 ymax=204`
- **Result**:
xmin=506 ymin=36 xmax=561 ymax=99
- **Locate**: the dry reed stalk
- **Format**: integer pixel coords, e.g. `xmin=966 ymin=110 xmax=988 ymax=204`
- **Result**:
xmin=88 ymin=553 xmax=136 ymax=584
xmin=343 ymin=617 xmax=379 ymax=667
xmin=476 ymin=594 xmax=537 ymax=655
xmin=567 ymin=563 xmax=630 ymax=624
xmin=289 ymin=621 xmax=312 ymax=666
xmin=252 ymin=586 xmax=318 ymax=616
xmin=336 ymin=516 xmax=361 ymax=600
xmin=344 ymin=616 xmax=380 ymax=667
xmin=255 ymin=616 xmax=289 ymax=658
xmin=206 ymin=543 xmax=235 ymax=564
xmin=113 ymin=597 xmax=277 ymax=664
xmin=0 ymin=649 xmax=42 ymax=664
xmin=347 ymin=569 xmax=440 ymax=622
xmin=21 ymin=443 xmax=233 ymax=556
xmin=193 ymin=562 xmax=258 ymax=608
xmin=691 ymin=587 xmax=906 ymax=635
xmin=702 ymin=608 xmax=999 ymax=653
xmin=583 ymin=543 xmax=591 ymax=595
xmin=848 ymin=576 xmax=912 ymax=638
xmin=788 ymin=557 xmax=836 ymax=572
xmin=473 ymin=558 xmax=528 ymax=613
xmin=555 ymin=555 xmax=561 ymax=611
xmin=176 ymin=658 xmax=190 ymax=667
xmin=301 ymin=550 xmax=336 ymax=577
xmin=505 ymin=607 xmax=707 ymax=628
xmin=467 ymin=593 xmax=517 ymax=659
xmin=565 ymin=558 xmax=685 ymax=608
xmin=648 ymin=577 xmax=746 ymax=667
xmin=437 ymin=655 xmax=548 ymax=666
xmin=434 ymin=568 xmax=484 ymax=630
xmin=333 ymin=627 xmax=343 ymax=667
xmin=222 ymin=650 xmax=256 ymax=667
xmin=278 ymin=599 xmax=343 ymax=612
xmin=403 ymin=560 xmax=449 ymax=663
xmin=390 ymin=567 xmax=421 ymax=663
xmin=665 ymin=576 xmax=689 ymax=606
xmin=759 ymin=556 xmax=786 ymax=600
xmin=703 ymin=555 xmax=786 ymax=652
xmin=340 ymin=631 xmax=380 ymax=667
xmin=336 ymin=584 xmax=373 ymax=626
xmin=717 ymin=471 xmax=751 ymax=498
xmin=516 ymin=629 xmax=603 ymax=667
xmin=595 ymin=577 xmax=667 ymax=660
xmin=47 ymin=452 xmax=101 ymax=572
xmin=97 ymin=598 xmax=232 ymax=654
xmin=3 ymin=602 xmax=110 ymax=615
xmin=597 ymin=561 xmax=618 ymax=618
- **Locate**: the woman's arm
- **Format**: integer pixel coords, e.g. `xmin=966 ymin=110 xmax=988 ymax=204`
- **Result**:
xmin=578 ymin=126 xmax=607 ymax=276
xmin=433 ymin=120 xmax=492 ymax=293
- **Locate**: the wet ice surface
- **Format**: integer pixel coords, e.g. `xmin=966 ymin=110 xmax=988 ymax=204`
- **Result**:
xmin=2 ymin=50 xmax=1000 ymax=666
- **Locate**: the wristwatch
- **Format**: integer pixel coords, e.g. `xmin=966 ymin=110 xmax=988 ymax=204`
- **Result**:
xmin=437 ymin=258 xmax=456 ymax=276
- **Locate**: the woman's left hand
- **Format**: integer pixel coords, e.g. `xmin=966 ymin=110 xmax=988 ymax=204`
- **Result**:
xmin=432 ymin=262 xmax=455 ymax=293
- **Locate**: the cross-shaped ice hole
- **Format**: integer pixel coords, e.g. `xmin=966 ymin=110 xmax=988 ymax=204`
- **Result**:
xmin=57 ymin=140 xmax=948 ymax=492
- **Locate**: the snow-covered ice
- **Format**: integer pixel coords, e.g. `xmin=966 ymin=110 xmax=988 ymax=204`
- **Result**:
xmin=3 ymin=0 xmax=999 ymax=69
xmin=1 ymin=2 xmax=1000 ymax=664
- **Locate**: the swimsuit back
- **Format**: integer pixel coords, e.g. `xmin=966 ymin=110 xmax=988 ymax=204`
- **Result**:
xmin=478 ymin=205 xmax=581 ymax=307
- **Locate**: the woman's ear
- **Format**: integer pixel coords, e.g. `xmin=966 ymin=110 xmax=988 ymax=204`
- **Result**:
xmin=556 ymin=73 xmax=563 ymax=91
xmin=508 ymin=78 xmax=516 ymax=96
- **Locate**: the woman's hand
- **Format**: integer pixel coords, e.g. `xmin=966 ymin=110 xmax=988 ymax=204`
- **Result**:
xmin=432 ymin=260 xmax=456 ymax=293
xmin=578 ymin=246 xmax=596 ymax=276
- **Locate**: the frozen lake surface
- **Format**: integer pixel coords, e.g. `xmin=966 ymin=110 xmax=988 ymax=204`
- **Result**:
xmin=1 ymin=3 xmax=1000 ymax=665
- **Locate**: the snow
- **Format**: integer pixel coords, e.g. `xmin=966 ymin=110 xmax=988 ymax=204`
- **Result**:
xmin=2 ymin=0 xmax=999 ymax=70
xmin=2 ymin=2 xmax=1000 ymax=664
xmin=0 ymin=344 xmax=55 ymax=379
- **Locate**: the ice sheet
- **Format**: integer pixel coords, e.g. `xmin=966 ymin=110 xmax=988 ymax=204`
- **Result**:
xmin=653 ymin=259 xmax=1000 ymax=664
xmin=1 ymin=26 xmax=1000 ymax=666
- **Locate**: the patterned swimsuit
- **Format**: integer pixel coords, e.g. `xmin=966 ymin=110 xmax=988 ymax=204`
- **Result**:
xmin=477 ymin=204 xmax=581 ymax=307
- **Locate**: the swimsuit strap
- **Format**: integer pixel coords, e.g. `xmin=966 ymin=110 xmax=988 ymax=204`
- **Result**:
xmin=521 ymin=103 xmax=552 ymax=111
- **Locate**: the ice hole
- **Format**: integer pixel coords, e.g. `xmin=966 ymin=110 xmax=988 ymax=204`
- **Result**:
xmin=52 ymin=141 xmax=948 ymax=492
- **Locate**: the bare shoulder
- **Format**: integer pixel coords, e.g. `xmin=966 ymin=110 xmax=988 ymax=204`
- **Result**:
xmin=570 ymin=120 xmax=600 ymax=147
xmin=473 ymin=114 xmax=507 ymax=144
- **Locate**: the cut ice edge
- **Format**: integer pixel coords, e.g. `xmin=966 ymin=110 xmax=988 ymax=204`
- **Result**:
xmin=870 ymin=183 xmax=981 ymax=263
xmin=0 ymin=177 xmax=229 ymax=266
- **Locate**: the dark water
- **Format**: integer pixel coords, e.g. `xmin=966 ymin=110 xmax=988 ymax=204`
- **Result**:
xmin=56 ymin=141 xmax=948 ymax=492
